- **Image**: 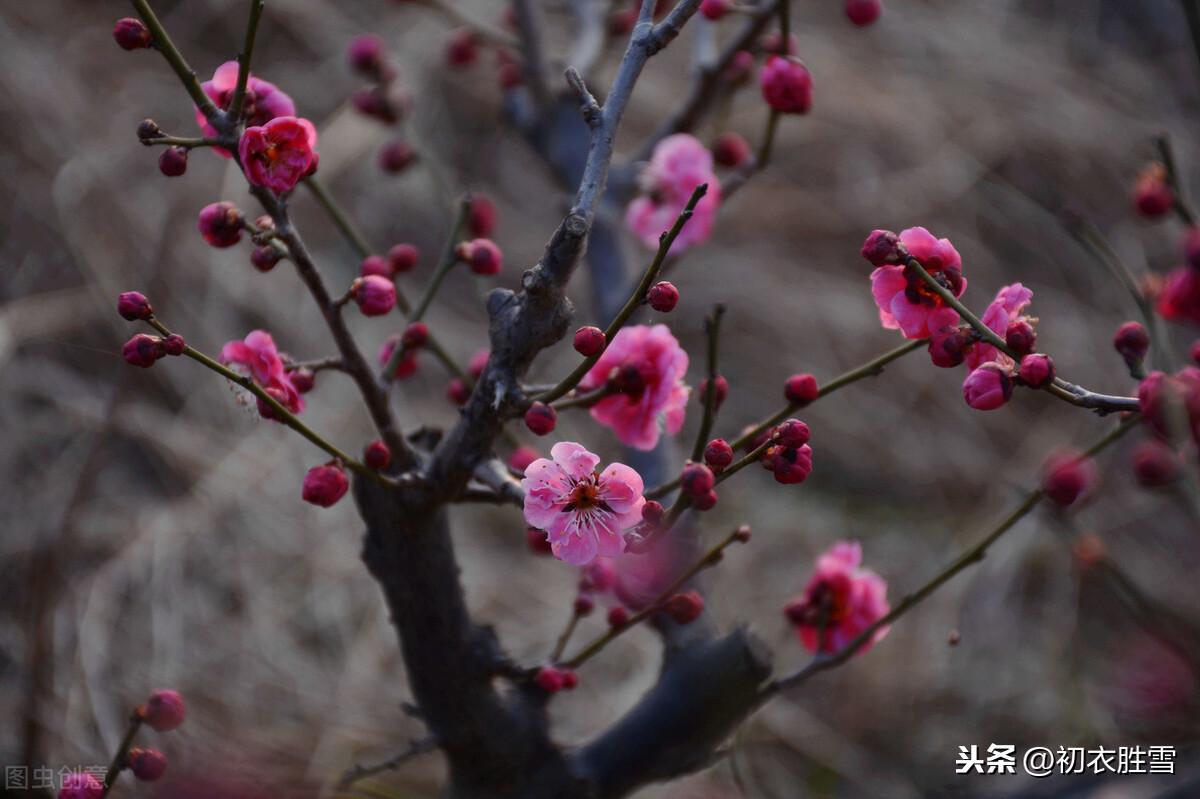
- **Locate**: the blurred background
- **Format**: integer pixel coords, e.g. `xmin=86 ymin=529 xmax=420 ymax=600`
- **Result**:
xmin=2 ymin=0 xmax=1199 ymax=796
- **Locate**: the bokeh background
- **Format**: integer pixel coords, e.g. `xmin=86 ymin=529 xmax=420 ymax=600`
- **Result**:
xmin=2 ymin=0 xmax=1199 ymax=797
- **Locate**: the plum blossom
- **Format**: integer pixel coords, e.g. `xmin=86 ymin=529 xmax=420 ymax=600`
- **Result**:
xmin=220 ymin=330 xmax=306 ymax=417
xmin=625 ymin=134 xmax=722 ymax=255
xmin=239 ymin=116 xmax=318 ymax=194
xmin=867 ymin=226 xmax=966 ymax=339
xmin=195 ymin=61 xmax=296 ymax=153
xmin=966 ymin=283 xmax=1034 ymax=370
xmin=784 ymin=540 xmax=889 ymax=654
xmin=521 ymin=442 xmax=646 ymax=565
xmin=578 ymin=324 xmax=690 ymax=450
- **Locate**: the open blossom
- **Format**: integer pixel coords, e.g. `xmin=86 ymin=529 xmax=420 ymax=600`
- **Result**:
xmin=195 ymin=61 xmax=296 ymax=155
xmin=239 ymin=116 xmax=318 ymax=193
xmin=966 ymin=283 xmax=1034 ymax=370
xmin=784 ymin=540 xmax=889 ymax=654
xmin=220 ymin=330 xmax=306 ymax=416
xmin=578 ymin=324 xmax=690 ymax=450
xmin=521 ymin=442 xmax=646 ymax=565
xmin=625 ymin=134 xmax=721 ymax=255
xmin=867 ymin=226 xmax=965 ymax=339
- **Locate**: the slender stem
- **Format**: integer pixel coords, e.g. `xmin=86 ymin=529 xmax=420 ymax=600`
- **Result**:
xmin=145 ymin=318 xmax=394 ymax=487
xmin=129 ymin=0 xmax=221 ymax=123
xmin=562 ymin=526 xmax=745 ymax=669
xmin=142 ymin=135 xmax=222 ymax=149
xmin=690 ymin=305 xmax=725 ymax=463
xmin=1156 ymin=132 xmax=1198 ymax=226
xmin=646 ymin=338 xmax=925 ymax=500
xmin=229 ymin=0 xmax=266 ymax=127
xmin=764 ymin=414 xmax=1140 ymax=696
xmin=537 ymin=184 xmax=709 ymax=404
xmin=286 ymin=356 xmax=345 ymax=373
xmin=338 ymin=736 xmax=438 ymax=789
xmin=1183 ymin=0 xmax=1200 ymax=76
xmin=551 ymin=611 xmax=582 ymax=662
xmin=100 ymin=715 xmax=141 ymax=796
xmin=551 ymin=384 xmax=613 ymax=411
xmin=382 ymin=197 xmax=472 ymax=384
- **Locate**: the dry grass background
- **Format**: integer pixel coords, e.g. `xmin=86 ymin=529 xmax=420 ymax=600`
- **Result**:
xmin=2 ymin=0 xmax=1200 ymax=797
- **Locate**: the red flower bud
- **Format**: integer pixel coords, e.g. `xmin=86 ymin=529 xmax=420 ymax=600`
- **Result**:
xmin=664 ymin=591 xmax=705 ymax=624
xmin=1017 ymin=353 xmax=1055 ymax=390
xmin=693 ymin=489 xmax=719 ymax=510
xmin=445 ymin=28 xmax=480 ymax=67
xmin=704 ymin=438 xmax=734 ymax=471
xmin=733 ymin=524 xmax=752 ymax=543
xmin=251 ymin=245 xmax=282 ymax=272
xmin=379 ymin=139 xmax=418 ymax=173
xmin=524 ymin=402 xmax=557 ymax=436
xmin=127 ymin=748 xmax=167 ymax=782
xmin=860 ymin=229 xmax=900 ymax=265
xmin=773 ymin=419 xmax=811 ymax=448
xmin=138 ymin=689 xmax=185 ymax=732
xmin=1113 ymin=321 xmax=1150 ymax=365
xmin=680 ymin=462 xmax=715 ymax=497
xmin=700 ymin=0 xmax=731 ymax=20
xmin=573 ymin=326 xmax=606 ymax=357
xmin=1131 ymin=439 xmax=1181 ymax=487
xmin=402 ymin=322 xmax=429 ymax=349
xmin=760 ymin=55 xmax=812 ymax=114
xmin=117 ymin=291 xmax=153 ymax=321
xmin=712 ymin=132 xmax=752 ymax=168
xmin=1132 ymin=163 xmax=1174 ymax=219
xmin=646 ymin=281 xmax=679 ymax=312
xmin=468 ymin=193 xmax=498 ymax=237
xmin=302 ymin=462 xmax=349 ymax=508
xmin=162 ymin=334 xmax=185 ymax=356
xmin=1041 ymin=449 xmax=1097 ymax=507
xmin=355 ymin=275 xmax=397 ymax=316
xmin=389 ymin=243 xmax=420 ymax=273
xmin=122 ymin=334 xmax=164 ymax=368
xmin=360 ymin=254 xmax=392 ymax=278
xmin=784 ymin=373 xmax=819 ymax=406
xmin=508 ymin=446 xmax=539 ymax=473
xmin=641 ymin=500 xmax=665 ymax=525
xmin=560 ymin=669 xmax=579 ymax=690
xmin=698 ymin=375 xmax=729 ymax=409
xmin=347 ymin=34 xmax=388 ymax=79
xmin=158 ymin=147 xmax=188 ymax=177
xmin=535 ymin=666 xmax=565 ymax=693
xmin=457 ymin=238 xmax=503 ymax=275
xmin=113 ymin=17 xmax=152 ymax=50
xmin=197 ymin=201 xmax=244 ymax=248
xmin=291 ymin=368 xmax=316 ymax=393
xmin=1005 ymin=319 xmax=1037 ymax=357
xmin=364 ymin=440 xmax=391 ymax=471
xmin=844 ymin=0 xmax=883 ymax=26
xmin=573 ymin=593 xmax=595 ymax=616
xmin=607 ymin=606 xmax=630 ymax=629
xmin=526 ymin=527 xmax=553 ymax=554
xmin=446 ymin=377 xmax=470 ymax=405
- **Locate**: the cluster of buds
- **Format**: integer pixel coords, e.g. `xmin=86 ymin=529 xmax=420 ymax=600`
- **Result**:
xmin=761 ymin=419 xmax=814 ymax=484
xmin=535 ymin=665 xmax=579 ymax=693
xmin=118 ymin=292 xmax=186 ymax=369
xmin=346 ymin=34 xmax=416 ymax=173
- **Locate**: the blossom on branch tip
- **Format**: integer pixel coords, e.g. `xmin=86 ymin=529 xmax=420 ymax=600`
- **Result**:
xmin=360 ymin=254 xmax=392 ymax=278
xmin=446 ymin=378 xmax=470 ymax=405
xmin=58 ymin=772 xmax=103 ymax=799
xmin=962 ymin=362 xmax=1012 ymax=410
xmin=379 ymin=139 xmax=418 ymax=173
xmin=681 ymin=462 xmax=715 ymax=497
xmin=354 ymin=275 xmax=398 ymax=316
xmin=1113 ymin=321 xmax=1150 ymax=368
xmin=378 ymin=336 xmax=420 ymax=380
xmin=139 ymin=689 xmax=186 ymax=731
xmin=1041 ymin=449 xmax=1097 ymax=508
xmin=760 ymin=56 xmax=813 ymax=114
xmin=700 ymin=0 xmax=732 ymax=20
xmin=867 ymin=227 xmax=965 ymax=339
xmin=123 ymin=334 xmax=164 ymax=368
xmin=302 ymin=461 xmax=349 ymax=507
xmin=402 ymin=322 xmax=429 ymax=349
xmin=240 ymin=116 xmax=318 ymax=194
xmin=521 ymin=442 xmax=646 ymax=566
xmin=127 ymin=748 xmax=168 ymax=782
xmin=221 ymin=330 xmax=306 ymax=416
xmin=163 ymin=334 xmax=186 ymax=356
xmin=967 ymin=283 xmax=1033 ymax=370
xmin=197 ymin=201 xmax=244 ymax=248
xmin=578 ymin=324 xmax=690 ymax=450
xmin=704 ymin=438 xmax=734 ymax=471
xmin=764 ymin=419 xmax=814 ymax=484
xmin=196 ymin=61 xmax=296 ymax=147
xmin=347 ymin=34 xmax=392 ymax=81
xmin=118 ymin=291 xmax=153 ymax=321
xmin=784 ymin=540 xmax=889 ymax=654
xmin=252 ymin=245 xmax=282 ymax=272
xmin=626 ymin=134 xmax=721 ymax=255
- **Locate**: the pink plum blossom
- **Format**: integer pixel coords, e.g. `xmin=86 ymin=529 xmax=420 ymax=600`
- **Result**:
xmin=521 ymin=442 xmax=646 ymax=565
xmin=783 ymin=540 xmax=889 ymax=654
xmin=965 ymin=283 xmax=1034 ymax=370
xmin=239 ymin=116 xmax=318 ymax=194
xmin=578 ymin=324 xmax=690 ymax=450
xmin=962 ymin=362 xmax=1013 ymax=410
xmin=220 ymin=330 xmax=306 ymax=417
xmin=196 ymin=61 xmax=296 ymax=155
xmin=625 ymin=134 xmax=721 ymax=255
xmin=868 ymin=226 xmax=966 ymax=339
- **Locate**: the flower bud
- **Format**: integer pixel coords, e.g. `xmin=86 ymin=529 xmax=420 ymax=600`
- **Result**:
xmin=364 ymin=440 xmax=391 ymax=471
xmin=664 ymin=591 xmax=705 ymax=624
xmin=680 ymin=462 xmax=715 ymax=497
xmin=58 ymin=772 xmax=103 ymax=799
xmin=733 ymin=524 xmax=752 ymax=543
xmin=291 ymin=368 xmax=316 ymax=393
xmin=641 ymin=500 xmax=665 ymax=525
xmin=698 ymin=375 xmax=729 ymax=409
xmin=535 ymin=666 xmax=565 ymax=693
xmin=352 ymin=86 xmax=398 ymax=123
xmin=784 ymin=373 xmax=819 ymax=406
xmin=760 ymin=55 xmax=813 ymax=114
xmin=573 ymin=326 xmax=606 ymax=357
xmin=355 ymin=275 xmax=397 ymax=316
xmin=508 ymin=446 xmax=539 ymax=473
xmin=389 ymin=243 xmax=420 ymax=273
xmin=117 ymin=291 xmax=153 ymax=321
xmin=446 ymin=377 xmax=470 ymax=405
xmin=963 ymin=363 xmax=1012 ymax=411
xmin=302 ymin=462 xmax=349 ymax=507
xmin=860 ymin=229 xmax=900 ymax=266
xmin=526 ymin=527 xmax=553 ymax=554
xmin=773 ymin=419 xmax=811 ymax=448
xmin=1131 ymin=439 xmax=1181 ymax=487
xmin=360 ymin=254 xmax=392 ymax=278
xmin=573 ymin=593 xmax=595 ymax=616
xmin=137 ymin=118 xmax=161 ymax=142
xmin=646 ymin=281 xmax=679 ymax=312
xmin=1017 ymin=353 xmax=1055 ymax=389
xmin=724 ymin=50 xmax=755 ymax=84
xmin=1132 ymin=163 xmax=1174 ymax=219
xmin=457 ymin=238 xmax=503 ymax=275
xmin=712 ymin=132 xmax=752 ymax=168
xmin=844 ymin=0 xmax=883 ymax=26
xmin=445 ymin=28 xmax=480 ymax=67
xmin=162 ymin=334 xmax=186 ymax=356
xmin=1005 ymin=319 xmax=1036 ymax=357
xmin=607 ymin=606 xmax=630 ymax=629
xmin=197 ymin=201 xmax=244 ymax=248
xmin=113 ymin=17 xmax=152 ymax=50
xmin=1041 ymin=449 xmax=1097 ymax=507
xmin=704 ymin=438 xmax=734 ymax=471
xmin=139 ymin=689 xmax=186 ymax=731
xmin=127 ymin=747 xmax=167 ymax=782
xmin=379 ymin=139 xmax=417 ymax=173
xmin=347 ymin=34 xmax=387 ymax=79
xmin=468 ymin=193 xmax=498 ymax=237
xmin=561 ymin=669 xmax=579 ymax=690
xmin=123 ymin=334 xmax=164 ymax=368
xmin=700 ymin=0 xmax=731 ymax=20
xmin=694 ymin=488 xmax=719 ymax=510
xmin=1113 ymin=321 xmax=1150 ymax=372
xmin=524 ymin=402 xmax=557 ymax=436
xmin=158 ymin=146 xmax=188 ymax=177
xmin=397 ymin=323 xmax=426 ymax=351
xmin=251 ymin=245 xmax=282 ymax=272
xmin=769 ymin=443 xmax=813 ymax=484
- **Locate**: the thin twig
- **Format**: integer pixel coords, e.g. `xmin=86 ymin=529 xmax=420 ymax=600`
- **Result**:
xmin=690 ymin=304 xmax=725 ymax=463
xmin=229 ymin=0 xmax=266 ymax=127
xmin=338 ymin=737 xmax=439 ymax=790
xmin=129 ymin=0 xmax=221 ymax=123
xmin=1156 ymin=132 xmax=1198 ymax=226
xmin=99 ymin=715 xmax=141 ymax=797
xmin=565 ymin=67 xmax=603 ymax=128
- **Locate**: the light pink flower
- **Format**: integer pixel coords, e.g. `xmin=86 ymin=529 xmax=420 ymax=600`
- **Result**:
xmin=239 ymin=116 xmax=317 ymax=194
xmin=578 ymin=324 xmax=690 ymax=450
xmin=784 ymin=540 xmax=889 ymax=654
xmin=965 ymin=282 xmax=1034 ymax=370
xmin=625 ymin=134 xmax=721 ymax=255
xmin=870 ymin=226 xmax=966 ymax=339
xmin=522 ymin=442 xmax=646 ymax=565
xmin=195 ymin=61 xmax=297 ymax=155
xmin=220 ymin=330 xmax=305 ymax=416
